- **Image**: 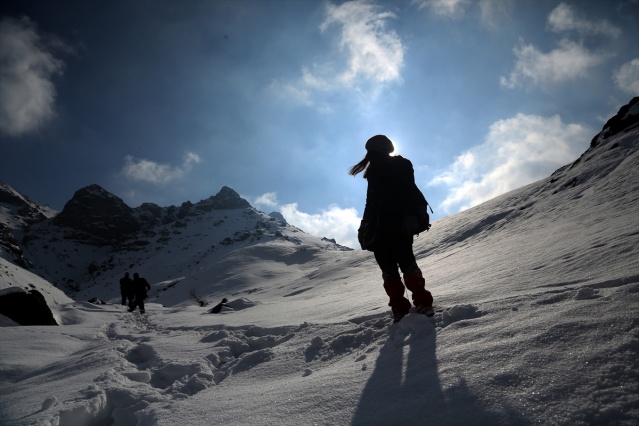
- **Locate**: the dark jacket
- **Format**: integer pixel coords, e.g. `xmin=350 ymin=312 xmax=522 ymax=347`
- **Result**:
xmin=132 ymin=276 xmax=151 ymax=298
xmin=359 ymin=155 xmax=427 ymax=250
xmin=119 ymin=276 xmax=133 ymax=295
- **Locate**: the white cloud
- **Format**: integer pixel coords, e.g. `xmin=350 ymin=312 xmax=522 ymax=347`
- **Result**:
xmin=478 ymin=0 xmax=513 ymax=30
xmin=430 ymin=151 xmax=476 ymax=186
xmin=252 ymin=191 xmax=361 ymax=248
xmin=0 ymin=17 xmax=67 ymax=137
xmin=266 ymin=79 xmax=313 ymax=106
xmin=501 ymin=39 xmax=608 ymax=89
xmin=413 ymin=0 xmax=512 ymax=29
xmin=547 ymin=3 xmax=621 ymax=39
xmin=502 ymin=3 xmax=618 ymax=91
xmin=254 ymin=192 xmax=279 ymax=210
xmin=281 ymin=203 xmax=361 ymax=249
xmin=613 ymin=58 xmax=639 ymax=95
xmin=272 ymin=0 xmax=404 ymax=104
xmin=430 ymin=114 xmax=592 ymax=213
xmin=121 ymin=152 xmax=201 ymax=184
xmin=413 ymin=0 xmax=470 ymax=19
xmin=320 ymin=0 xmax=404 ymax=86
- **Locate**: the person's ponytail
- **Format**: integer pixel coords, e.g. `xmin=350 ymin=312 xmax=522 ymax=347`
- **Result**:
xmin=348 ymin=154 xmax=370 ymax=177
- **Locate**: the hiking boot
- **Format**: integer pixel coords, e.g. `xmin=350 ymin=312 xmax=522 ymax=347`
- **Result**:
xmin=383 ymin=278 xmax=411 ymax=315
xmin=403 ymin=271 xmax=434 ymax=309
xmin=416 ymin=305 xmax=435 ymax=317
xmin=392 ymin=312 xmax=407 ymax=323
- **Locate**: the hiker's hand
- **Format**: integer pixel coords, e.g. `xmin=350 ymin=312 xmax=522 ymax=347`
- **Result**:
xmin=403 ymin=215 xmax=418 ymax=235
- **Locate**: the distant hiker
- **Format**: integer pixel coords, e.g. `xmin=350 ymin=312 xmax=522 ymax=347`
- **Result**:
xmin=128 ymin=273 xmax=151 ymax=314
xmin=349 ymin=135 xmax=434 ymax=323
xmin=210 ymin=298 xmax=232 ymax=314
xmin=119 ymin=272 xmax=134 ymax=306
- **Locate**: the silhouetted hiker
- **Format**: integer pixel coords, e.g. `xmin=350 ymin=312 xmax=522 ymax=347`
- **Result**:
xmin=210 ymin=298 xmax=232 ymax=314
xmin=349 ymin=135 xmax=434 ymax=323
xmin=119 ymin=272 xmax=134 ymax=305
xmin=128 ymin=273 xmax=151 ymax=313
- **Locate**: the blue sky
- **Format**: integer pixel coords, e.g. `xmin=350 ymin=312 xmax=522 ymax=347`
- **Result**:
xmin=1 ymin=0 xmax=638 ymax=248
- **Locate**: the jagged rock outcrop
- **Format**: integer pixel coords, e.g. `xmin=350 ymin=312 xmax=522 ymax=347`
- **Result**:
xmin=546 ymin=97 xmax=639 ymax=197
xmin=20 ymin=185 xmax=255 ymax=251
xmin=53 ymin=184 xmax=139 ymax=245
xmin=591 ymin=96 xmax=639 ymax=146
xmin=0 ymin=182 xmax=26 ymax=206
xmin=269 ymin=211 xmax=287 ymax=224
xmin=0 ymin=181 xmax=52 ymax=228
xmin=0 ymin=181 xmax=53 ymax=266
xmin=195 ymin=186 xmax=251 ymax=211
xmin=0 ymin=223 xmax=28 ymax=267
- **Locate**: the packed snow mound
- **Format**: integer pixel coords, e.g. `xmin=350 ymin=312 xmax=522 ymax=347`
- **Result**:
xmin=0 ymin=257 xmax=73 ymax=307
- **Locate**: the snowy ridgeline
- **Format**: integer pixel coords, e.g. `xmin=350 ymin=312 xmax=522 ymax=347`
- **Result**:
xmin=0 ymin=184 xmax=351 ymax=309
xmin=0 ymin=98 xmax=638 ymax=425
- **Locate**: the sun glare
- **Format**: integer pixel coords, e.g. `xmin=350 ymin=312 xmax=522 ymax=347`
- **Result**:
xmin=389 ymin=137 xmax=401 ymax=156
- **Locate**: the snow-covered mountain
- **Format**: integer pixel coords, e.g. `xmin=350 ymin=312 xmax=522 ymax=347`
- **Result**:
xmin=0 ymin=97 xmax=637 ymax=426
xmin=0 ymin=183 xmax=351 ymax=307
xmin=0 ymin=182 xmax=56 ymax=267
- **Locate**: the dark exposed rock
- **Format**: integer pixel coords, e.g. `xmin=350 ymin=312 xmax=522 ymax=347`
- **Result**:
xmin=135 ymin=202 xmax=164 ymax=225
xmin=196 ymin=186 xmax=251 ymax=211
xmin=0 ymin=288 xmax=58 ymax=325
xmin=0 ymin=182 xmax=52 ymax=226
xmin=591 ymin=96 xmax=639 ymax=147
xmin=0 ymin=223 xmax=29 ymax=267
xmin=0 ymin=181 xmax=52 ymax=267
xmin=551 ymin=97 xmax=639 ymax=196
xmin=269 ymin=211 xmax=287 ymax=224
xmin=178 ymin=201 xmax=193 ymax=218
xmin=53 ymin=184 xmax=139 ymax=245
xmin=0 ymin=183 xmax=25 ymax=206
xmin=138 ymin=202 xmax=163 ymax=217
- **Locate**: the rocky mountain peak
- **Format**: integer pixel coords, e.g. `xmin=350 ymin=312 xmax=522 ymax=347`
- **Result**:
xmin=53 ymin=184 xmax=139 ymax=244
xmin=268 ymin=211 xmax=287 ymax=224
xmin=195 ymin=186 xmax=251 ymax=211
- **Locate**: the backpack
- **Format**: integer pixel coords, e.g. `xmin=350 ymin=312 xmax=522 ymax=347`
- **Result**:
xmin=410 ymin=181 xmax=432 ymax=235
xmin=414 ymin=200 xmax=433 ymax=234
xmin=357 ymin=216 xmax=378 ymax=251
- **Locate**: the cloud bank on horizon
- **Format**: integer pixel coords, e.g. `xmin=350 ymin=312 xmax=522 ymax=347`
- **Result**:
xmin=0 ymin=0 xmax=638 ymax=247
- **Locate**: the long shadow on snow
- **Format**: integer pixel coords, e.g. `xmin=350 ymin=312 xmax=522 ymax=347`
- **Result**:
xmin=351 ymin=326 xmax=526 ymax=425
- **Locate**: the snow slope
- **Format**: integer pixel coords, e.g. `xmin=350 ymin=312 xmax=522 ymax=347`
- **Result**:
xmin=0 ymin=98 xmax=638 ymax=425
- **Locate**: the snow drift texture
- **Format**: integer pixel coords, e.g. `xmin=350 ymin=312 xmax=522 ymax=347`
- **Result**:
xmin=0 ymin=97 xmax=638 ymax=425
